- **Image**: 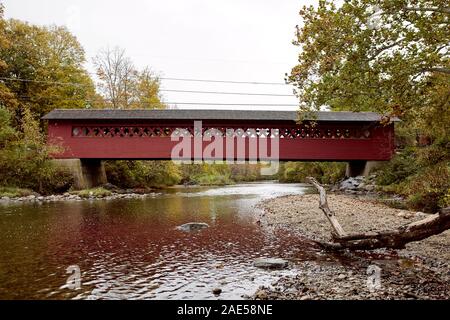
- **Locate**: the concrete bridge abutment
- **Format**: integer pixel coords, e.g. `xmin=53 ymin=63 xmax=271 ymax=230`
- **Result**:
xmin=52 ymin=159 xmax=107 ymax=190
xmin=345 ymin=160 xmax=384 ymax=177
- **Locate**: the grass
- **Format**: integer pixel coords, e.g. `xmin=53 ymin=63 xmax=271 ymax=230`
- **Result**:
xmin=71 ymin=187 xmax=112 ymax=198
xmin=0 ymin=187 xmax=35 ymax=198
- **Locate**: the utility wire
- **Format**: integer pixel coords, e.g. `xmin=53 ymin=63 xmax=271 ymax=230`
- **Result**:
xmin=159 ymin=77 xmax=287 ymax=85
xmin=1 ymin=76 xmax=294 ymax=97
xmin=4 ymin=76 xmax=297 ymax=106
xmin=149 ymin=102 xmax=298 ymax=106
xmin=0 ymin=76 xmax=289 ymax=87
xmin=160 ymin=89 xmax=293 ymax=96
xmin=17 ymin=95 xmax=298 ymax=107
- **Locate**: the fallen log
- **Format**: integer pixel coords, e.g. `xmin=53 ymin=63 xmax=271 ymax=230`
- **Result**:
xmin=307 ymin=177 xmax=450 ymax=250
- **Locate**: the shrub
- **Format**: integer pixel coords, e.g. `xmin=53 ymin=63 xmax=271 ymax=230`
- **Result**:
xmin=278 ymin=162 xmax=346 ymax=184
xmin=105 ymin=160 xmax=181 ymax=188
xmin=39 ymin=168 xmax=74 ymax=195
xmin=0 ymin=107 xmax=74 ymax=194
xmin=376 ymin=139 xmax=450 ymax=212
xmin=376 ymin=148 xmax=419 ymax=186
xmin=191 ymin=173 xmax=233 ymax=186
xmin=405 ymin=162 xmax=450 ymax=213
xmin=180 ymin=163 xmax=234 ymax=185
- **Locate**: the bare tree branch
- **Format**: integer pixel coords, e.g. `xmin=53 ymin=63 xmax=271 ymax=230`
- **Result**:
xmin=423 ymin=67 xmax=450 ymax=75
xmin=404 ymin=7 xmax=450 ymax=15
xmin=369 ymin=39 xmax=404 ymax=60
xmin=93 ymin=47 xmax=136 ymax=109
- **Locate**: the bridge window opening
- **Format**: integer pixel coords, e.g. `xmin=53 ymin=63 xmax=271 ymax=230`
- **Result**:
xmin=162 ymin=128 xmax=170 ymax=136
xmin=344 ymin=129 xmax=351 ymax=138
xmin=72 ymin=127 xmax=81 ymax=136
xmin=246 ymin=128 xmax=257 ymax=138
xmin=69 ymin=125 xmax=371 ymax=140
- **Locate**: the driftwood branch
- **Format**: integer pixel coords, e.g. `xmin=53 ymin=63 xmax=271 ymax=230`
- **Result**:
xmin=307 ymin=177 xmax=347 ymax=238
xmin=306 ymin=177 xmax=450 ymax=251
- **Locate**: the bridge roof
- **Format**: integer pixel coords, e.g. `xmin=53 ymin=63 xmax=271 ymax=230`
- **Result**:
xmin=43 ymin=109 xmax=397 ymax=122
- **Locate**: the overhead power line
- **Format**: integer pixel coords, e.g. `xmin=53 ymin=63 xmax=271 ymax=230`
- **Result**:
xmin=160 ymin=89 xmax=293 ymax=97
xmin=17 ymin=95 xmax=298 ymax=107
xmin=157 ymin=102 xmax=298 ymax=106
xmin=159 ymin=77 xmax=288 ymax=85
xmin=3 ymin=76 xmax=298 ymax=107
xmin=1 ymin=76 xmax=295 ymax=98
xmin=0 ymin=76 xmax=289 ymax=87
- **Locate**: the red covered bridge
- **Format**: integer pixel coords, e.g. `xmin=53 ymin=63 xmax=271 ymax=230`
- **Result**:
xmin=43 ymin=109 xmax=397 ymax=188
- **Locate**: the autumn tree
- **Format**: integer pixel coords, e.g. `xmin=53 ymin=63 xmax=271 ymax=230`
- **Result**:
xmin=288 ymin=0 xmax=449 ymax=212
xmin=0 ymin=19 xmax=98 ymax=123
xmin=0 ymin=4 xmax=18 ymax=113
xmin=288 ymin=0 xmax=449 ymax=138
xmin=93 ymin=47 xmax=165 ymax=109
xmin=131 ymin=67 xmax=165 ymax=109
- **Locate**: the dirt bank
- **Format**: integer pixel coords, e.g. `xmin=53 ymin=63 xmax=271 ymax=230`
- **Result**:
xmin=253 ymin=194 xmax=449 ymax=300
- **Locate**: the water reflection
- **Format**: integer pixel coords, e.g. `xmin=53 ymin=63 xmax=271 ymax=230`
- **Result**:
xmin=0 ymin=182 xmax=318 ymax=300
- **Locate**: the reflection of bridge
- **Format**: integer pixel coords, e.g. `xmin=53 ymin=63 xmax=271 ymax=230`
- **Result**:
xmin=43 ymin=109 xmax=397 ymax=189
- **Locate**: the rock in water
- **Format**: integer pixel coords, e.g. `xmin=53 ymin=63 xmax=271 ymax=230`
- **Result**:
xmin=253 ymin=258 xmax=289 ymax=269
xmin=176 ymin=222 xmax=209 ymax=232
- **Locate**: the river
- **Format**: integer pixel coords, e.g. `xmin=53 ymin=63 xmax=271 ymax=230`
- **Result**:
xmin=0 ymin=181 xmax=324 ymax=300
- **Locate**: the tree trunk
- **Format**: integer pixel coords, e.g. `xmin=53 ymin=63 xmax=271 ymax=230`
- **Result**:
xmin=307 ymin=177 xmax=450 ymax=251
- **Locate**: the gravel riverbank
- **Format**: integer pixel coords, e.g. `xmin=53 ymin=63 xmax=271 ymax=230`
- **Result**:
xmin=0 ymin=191 xmax=162 ymax=204
xmin=253 ymin=194 xmax=450 ymax=300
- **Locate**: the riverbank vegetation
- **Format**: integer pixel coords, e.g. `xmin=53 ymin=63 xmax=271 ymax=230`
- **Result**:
xmin=277 ymin=162 xmax=346 ymax=185
xmin=0 ymin=106 xmax=74 ymax=195
xmin=72 ymin=187 xmax=112 ymax=199
xmin=104 ymin=161 xmax=272 ymax=188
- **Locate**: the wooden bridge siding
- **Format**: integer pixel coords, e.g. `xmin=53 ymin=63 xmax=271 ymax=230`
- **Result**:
xmin=47 ymin=120 xmax=395 ymax=161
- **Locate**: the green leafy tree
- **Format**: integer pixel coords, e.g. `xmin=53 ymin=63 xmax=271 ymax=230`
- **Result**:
xmin=288 ymin=0 xmax=449 ymax=136
xmin=288 ymin=0 xmax=449 ymax=211
xmin=131 ymin=67 xmax=165 ymax=109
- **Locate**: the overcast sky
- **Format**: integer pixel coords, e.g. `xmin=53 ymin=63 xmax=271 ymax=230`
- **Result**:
xmin=3 ymin=0 xmax=317 ymax=110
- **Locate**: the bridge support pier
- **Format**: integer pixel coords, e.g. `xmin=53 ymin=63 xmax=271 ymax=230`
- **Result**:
xmin=345 ymin=161 xmax=383 ymax=177
xmin=52 ymin=159 xmax=107 ymax=190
